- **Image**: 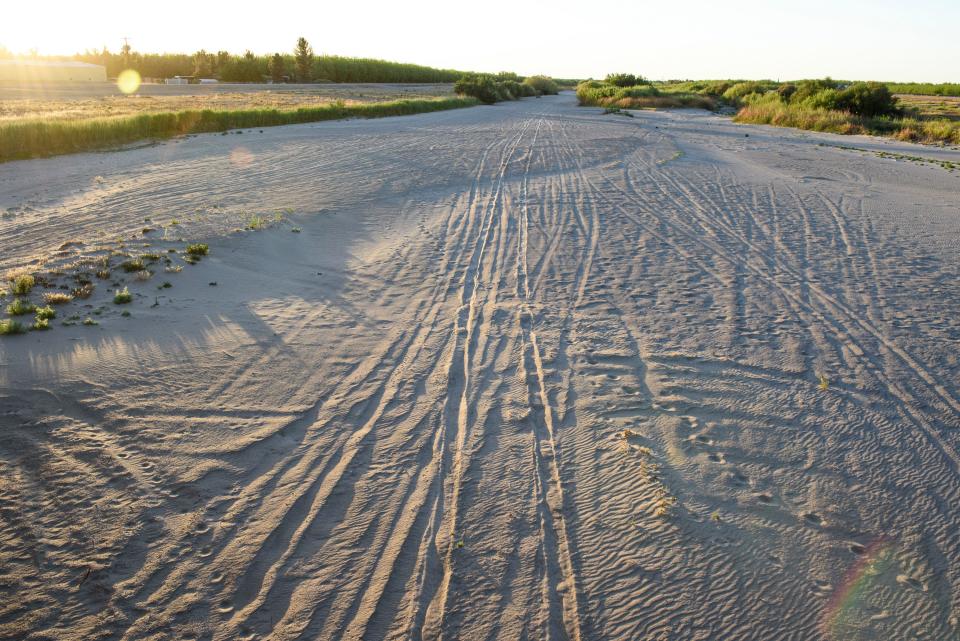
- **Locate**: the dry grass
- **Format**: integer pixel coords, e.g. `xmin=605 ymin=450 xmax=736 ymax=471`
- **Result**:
xmin=0 ymin=85 xmax=455 ymax=124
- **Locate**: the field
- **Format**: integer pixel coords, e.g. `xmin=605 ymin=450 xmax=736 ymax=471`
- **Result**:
xmin=2 ymin=93 xmax=960 ymax=641
xmin=0 ymin=82 xmax=456 ymax=121
xmin=897 ymin=93 xmax=960 ymax=120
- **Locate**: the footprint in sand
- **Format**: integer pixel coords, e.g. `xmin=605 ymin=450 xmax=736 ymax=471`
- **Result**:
xmin=216 ymin=600 xmax=234 ymax=614
xmin=849 ymin=542 xmax=867 ymax=555
xmin=803 ymin=512 xmax=823 ymax=526
xmin=708 ymin=452 xmax=725 ymax=463
xmin=756 ymin=493 xmax=774 ymax=504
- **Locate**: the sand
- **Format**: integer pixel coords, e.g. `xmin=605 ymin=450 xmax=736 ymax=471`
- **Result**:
xmin=1 ymin=93 xmax=959 ymax=641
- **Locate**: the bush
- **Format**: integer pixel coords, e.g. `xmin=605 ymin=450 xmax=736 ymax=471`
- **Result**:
xmin=0 ymin=319 xmax=26 ymax=336
xmin=723 ymin=81 xmax=770 ymax=103
xmin=524 ymin=75 xmax=559 ymax=95
xmin=113 ymin=287 xmax=133 ymax=304
xmin=777 ymin=83 xmax=797 ymax=102
xmin=11 ymin=273 xmax=34 ymax=295
xmin=6 ymin=298 xmax=36 ymax=316
xmin=454 ymin=74 xmax=548 ymax=103
xmin=834 ymin=82 xmax=900 ymax=117
xmin=185 ymin=243 xmax=209 ymax=256
xmin=605 ymin=73 xmax=647 ymax=88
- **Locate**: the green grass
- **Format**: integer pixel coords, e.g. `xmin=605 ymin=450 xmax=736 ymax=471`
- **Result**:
xmin=0 ymin=319 xmax=26 ymax=336
xmin=734 ymin=102 xmax=960 ymax=145
xmin=1 ymin=97 xmax=480 ymax=163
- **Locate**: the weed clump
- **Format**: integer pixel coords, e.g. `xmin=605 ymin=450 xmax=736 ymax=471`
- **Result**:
xmin=121 ymin=258 xmax=145 ymax=273
xmin=0 ymin=319 xmax=26 ymax=335
xmin=113 ymin=287 xmax=133 ymax=304
xmin=185 ymin=243 xmax=209 ymax=257
xmin=35 ymin=306 xmax=56 ymax=321
xmin=11 ymin=273 xmax=35 ymax=295
xmin=6 ymin=298 xmax=36 ymax=316
xmin=43 ymin=291 xmax=73 ymax=305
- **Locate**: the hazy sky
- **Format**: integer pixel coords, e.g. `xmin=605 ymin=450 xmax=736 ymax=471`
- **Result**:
xmin=5 ymin=0 xmax=958 ymax=81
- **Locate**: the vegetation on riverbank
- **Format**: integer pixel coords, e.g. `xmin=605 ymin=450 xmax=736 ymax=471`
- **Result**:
xmin=729 ymin=79 xmax=960 ymax=144
xmin=0 ymin=96 xmax=479 ymax=162
xmin=578 ymin=74 xmax=960 ymax=145
xmin=454 ymin=73 xmax=558 ymax=104
xmin=576 ymin=77 xmax=716 ymax=110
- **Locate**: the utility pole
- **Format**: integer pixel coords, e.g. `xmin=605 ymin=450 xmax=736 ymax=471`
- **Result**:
xmin=121 ymin=37 xmax=131 ymax=68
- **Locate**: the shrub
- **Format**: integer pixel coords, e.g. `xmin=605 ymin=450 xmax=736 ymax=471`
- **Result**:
xmin=605 ymin=73 xmax=647 ymax=88
xmin=35 ymin=305 xmax=56 ymax=320
xmin=11 ymin=273 xmax=35 ymax=295
xmin=777 ymin=83 xmax=797 ymax=102
xmin=524 ymin=75 xmax=559 ymax=95
xmin=6 ymin=298 xmax=36 ymax=316
xmin=454 ymin=74 xmax=544 ymax=103
xmin=186 ymin=243 xmax=210 ymax=256
xmin=834 ymin=82 xmax=900 ymax=117
xmin=0 ymin=319 xmax=26 ymax=335
xmin=43 ymin=291 xmax=73 ymax=305
xmin=113 ymin=287 xmax=133 ymax=304
xmin=723 ymin=81 xmax=770 ymax=103
xmin=121 ymin=258 xmax=146 ymax=272
xmin=32 ymin=317 xmax=51 ymax=331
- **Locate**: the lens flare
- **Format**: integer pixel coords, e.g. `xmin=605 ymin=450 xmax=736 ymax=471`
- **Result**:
xmin=117 ymin=69 xmax=141 ymax=94
xmin=822 ymin=539 xmax=896 ymax=639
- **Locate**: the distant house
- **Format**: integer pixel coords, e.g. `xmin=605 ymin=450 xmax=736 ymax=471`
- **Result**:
xmin=0 ymin=60 xmax=107 ymax=83
xmin=165 ymin=76 xmax=193 ymax=85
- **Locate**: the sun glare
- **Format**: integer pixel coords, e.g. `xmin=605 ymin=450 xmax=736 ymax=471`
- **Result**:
xmin=117 ymin=69 xmax=141 ymax=94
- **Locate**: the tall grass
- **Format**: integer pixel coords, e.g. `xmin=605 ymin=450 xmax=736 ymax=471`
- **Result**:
xmin=0 ymin=97 xmax=479 ymax=162
xmin=734 ymin=101 xmax=960 ymax=145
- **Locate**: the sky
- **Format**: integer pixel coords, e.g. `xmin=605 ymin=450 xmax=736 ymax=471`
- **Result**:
xmin=4 ymin=0 xmax=958 ymax=82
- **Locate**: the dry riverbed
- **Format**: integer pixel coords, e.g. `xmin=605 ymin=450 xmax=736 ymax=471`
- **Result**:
xmin=1 ymin=94 xmax=959 ymax=641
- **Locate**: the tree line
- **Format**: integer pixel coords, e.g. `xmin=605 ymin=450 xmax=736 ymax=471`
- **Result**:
xmin=4 ymin=38 xmax=464 ymax=83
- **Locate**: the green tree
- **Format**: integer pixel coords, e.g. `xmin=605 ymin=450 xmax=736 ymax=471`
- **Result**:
xmin=295 ymin=37 xmax=313 ymax=83
xmin=269 ymin=53 xmax=286 ymax=83
xmin=193 ymin=50 xmax=214 ymax=78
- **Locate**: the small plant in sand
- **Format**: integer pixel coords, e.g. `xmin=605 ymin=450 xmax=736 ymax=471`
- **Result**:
xmin=247 ymin=215 xmax=266 ymax=230
xmin=43 ymin=291 xmax=73 ymax=305
xmin=165 ymin=265 xmax=183 ymax=273
xmin=35 ymin=306 xmax=56 ymax=321
xmin=32 ymin=317 xmax=51 ymax=331
xmin=291 ymin=227 xmax=301 ymax=233
xmin=185 ymin=243 xmax=209 ymax=257
xmin=82 ymin=317 xmax=98 ymax=326
xmin=0 ymin=319 xmax=26 ymax=335
xmin=72 ymin=283 xmax=95 ymax=299
xmin=96 ymin=269 xmax=111 ymax=279
xmin=113 ymin=287 xmax=133 ymax=304
xmin=134 ymin=270 xmax=153 ymax=282
xmin=11 ymin=273 xmax=35 ymax=295
xmin=817 ymin=373 xmax=830 ymax=391
xmin=6 ymin=298 xmax=36 ymax=316
xmin=121 ymin=258 xmax=146 ymax=273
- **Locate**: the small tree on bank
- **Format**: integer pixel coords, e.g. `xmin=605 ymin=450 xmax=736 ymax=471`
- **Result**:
xmin=295 ymin=37 xmax=313 ymax=83
xmin=269 ymin=53 xmax=285 ymax=83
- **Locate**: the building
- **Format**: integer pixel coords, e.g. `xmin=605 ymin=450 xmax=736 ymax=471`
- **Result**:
xmin=0 ymin=60 xmax=107 ymax=83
